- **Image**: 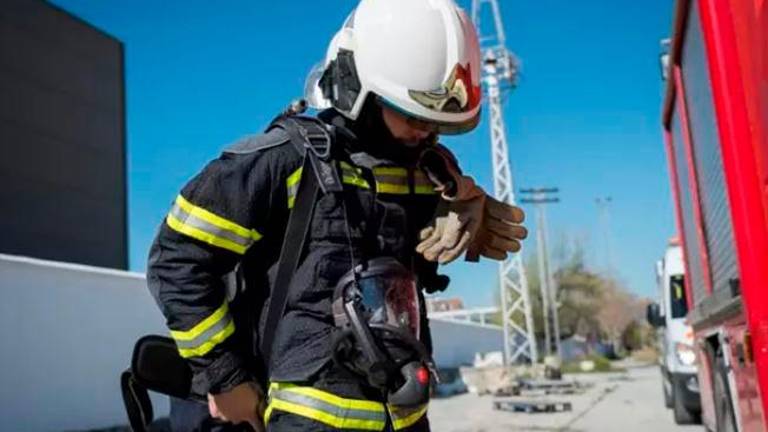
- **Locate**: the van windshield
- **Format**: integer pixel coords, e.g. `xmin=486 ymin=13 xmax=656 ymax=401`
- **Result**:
xmin=669 ymin=274 xmax=688 ymax=318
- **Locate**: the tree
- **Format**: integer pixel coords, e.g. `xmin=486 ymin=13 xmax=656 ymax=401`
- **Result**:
xmin=524 ymin=240 xmax=604 ymax=341
xmin=493 ymin=236 xmax=651 ymax=355
xmin=596 ymin=280 xmax=637 ymax=350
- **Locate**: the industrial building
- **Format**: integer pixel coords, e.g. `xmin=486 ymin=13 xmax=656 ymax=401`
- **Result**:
xmin=0 ymin=0 xmax=127 ymax=269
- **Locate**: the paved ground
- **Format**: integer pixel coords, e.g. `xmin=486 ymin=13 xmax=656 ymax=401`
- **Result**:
xmin=428 ymin=365 xmax=704 ymax=432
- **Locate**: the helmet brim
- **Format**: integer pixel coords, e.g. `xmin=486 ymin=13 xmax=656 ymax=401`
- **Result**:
xmin=378 ymin=96 xmax=481 ymax=135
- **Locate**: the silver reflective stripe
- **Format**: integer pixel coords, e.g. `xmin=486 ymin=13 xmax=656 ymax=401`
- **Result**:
xmin=169 ymin=204 xmax=253 ymax=248
xmin=287 ymin=183 xmax=299 ymax=203
xmin=270 ymin=389 xmax=387 ymax=423
xmin=174 ymin=314 xmax=234 ymax=350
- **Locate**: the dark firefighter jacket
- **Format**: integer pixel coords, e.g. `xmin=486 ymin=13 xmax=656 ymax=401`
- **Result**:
xmin=147 ymin=108 xmax=454 ymax=396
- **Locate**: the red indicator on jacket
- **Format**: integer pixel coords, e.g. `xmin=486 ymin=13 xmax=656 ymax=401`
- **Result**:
xmin=416 ymin=367 xmax=429 ymax=385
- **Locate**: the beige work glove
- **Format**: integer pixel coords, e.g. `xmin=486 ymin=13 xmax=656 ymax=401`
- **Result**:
xmin=208 ymin=381 xmax=267 ymax=431
xmin=416 ymin=192 xmax=486 ymax=264
xmin=416 ymin=145 xmax=527 ymax=263
xmin=465 ymin=196 xmax=527 ymax=262
xmin=416 ymin=188 xmax=527 ymax=264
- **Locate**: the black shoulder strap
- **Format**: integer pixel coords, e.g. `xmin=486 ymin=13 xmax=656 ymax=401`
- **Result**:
xmin=274 ymin=116 xmax=344 ymax=194
xmin=259 ymin=116 xmax=331 ymax=368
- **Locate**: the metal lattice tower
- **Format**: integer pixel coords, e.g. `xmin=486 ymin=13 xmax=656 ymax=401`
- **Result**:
xmin=472 ymin=0 xmax=537 ymax=364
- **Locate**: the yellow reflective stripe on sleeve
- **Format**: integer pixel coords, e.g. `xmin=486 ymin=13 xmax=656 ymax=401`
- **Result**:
xmin=167 ymin=195 xmax=261 ymax=254
xmin=166 ymin=213 xmax=248 ymax=255
xmin=176 ymin=320 xmax=235 ymax=358
xmin=170 ymin=302 xmax=236 ymax=358
xmin=175 ymin=195 xmax=261 ymax=241
xmin=170 ymin=302 xmax=229 ymax=341
xmin=389 ymin=404 xmax=428 ymax=430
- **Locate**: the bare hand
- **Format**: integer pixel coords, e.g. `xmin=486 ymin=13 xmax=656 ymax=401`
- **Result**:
xmin=208 ymin=382 xmax=266 ymax=431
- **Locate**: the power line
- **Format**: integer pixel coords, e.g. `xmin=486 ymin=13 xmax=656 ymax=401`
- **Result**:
xmin=520 ymin=188 xmax=562 ymax=359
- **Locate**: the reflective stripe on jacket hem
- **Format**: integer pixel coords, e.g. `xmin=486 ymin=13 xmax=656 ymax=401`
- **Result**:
xmin=264 ymin=382 xmax=427 ymax=430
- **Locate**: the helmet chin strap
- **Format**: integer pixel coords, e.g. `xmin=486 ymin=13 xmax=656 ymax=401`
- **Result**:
xmin=338 ymin=97 xmax=430 ymax=165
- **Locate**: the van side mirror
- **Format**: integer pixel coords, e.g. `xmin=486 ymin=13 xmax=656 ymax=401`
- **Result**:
xmin=646 ymin=303 xmax=665 ymax=327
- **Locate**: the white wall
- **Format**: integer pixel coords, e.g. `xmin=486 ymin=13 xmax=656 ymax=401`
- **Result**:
xmin=0 ymin=254 xmax=169 ymax=431
xmin=429 ymin=318 xmax=504 ymax=368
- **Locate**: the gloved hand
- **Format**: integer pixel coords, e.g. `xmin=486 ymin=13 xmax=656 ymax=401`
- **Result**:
xmin=416 ymin=145 xmax=527 ymax=263
xmin=208 ymin=381 xmax=267 ymax=431
xmin=416 ymin=193 xmax=486 ymax=263
xmin=465 ymin=196 xmax=527 ymax=262
xmin=416 ymin=192 xmax=527 ymax=264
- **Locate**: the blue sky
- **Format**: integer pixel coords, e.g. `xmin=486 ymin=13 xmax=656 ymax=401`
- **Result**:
xmin=53 ymin=0 xmax=676 ymax=307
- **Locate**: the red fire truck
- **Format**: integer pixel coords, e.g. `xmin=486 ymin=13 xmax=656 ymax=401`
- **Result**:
xmin=661 ymin=0 xmax=767 ymax=430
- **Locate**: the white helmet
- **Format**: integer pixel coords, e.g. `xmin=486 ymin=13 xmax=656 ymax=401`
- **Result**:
xmin=312 ymin=0 xmax=482 ymax=135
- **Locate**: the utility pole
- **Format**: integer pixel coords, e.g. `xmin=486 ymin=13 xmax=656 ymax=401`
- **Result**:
xmin=595 ymin=197 xmax=614 ymax=275
xmin=520 ymin=188 xmax=561 ymax=358
xmin=472 ymin=0 xmax=538 ymax=365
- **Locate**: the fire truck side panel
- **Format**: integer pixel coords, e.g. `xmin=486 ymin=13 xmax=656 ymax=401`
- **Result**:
xmin=699 ymin=0 xmax=768 ymax=427
xmin=679 ymin=1 xmax=739 ymax=299
xmin=726 ymin=1 xmax=768 ymax=427
xmin=664 ymin=0 xmax=768 ymax=429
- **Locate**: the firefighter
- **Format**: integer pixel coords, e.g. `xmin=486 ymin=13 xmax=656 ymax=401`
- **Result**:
xmin=146 ymin=0 xmax=527 ymax=431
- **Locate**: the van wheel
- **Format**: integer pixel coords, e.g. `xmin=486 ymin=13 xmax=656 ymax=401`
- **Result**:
xmin=662 ymin=372 xmax=673 ymax=408
xmin=713 ymin=353 xmax=737 ymax=432
xmin=672 ymin=377 xmax=697 ymax=424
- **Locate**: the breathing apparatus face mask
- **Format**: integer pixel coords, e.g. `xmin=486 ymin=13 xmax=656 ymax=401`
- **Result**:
xmin=332 ymin=257 xmax=436 ymax=407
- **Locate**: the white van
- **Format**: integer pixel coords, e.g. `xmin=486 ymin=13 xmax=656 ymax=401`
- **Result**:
xmin=647 ymin=239 xmax=701 ymax=424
